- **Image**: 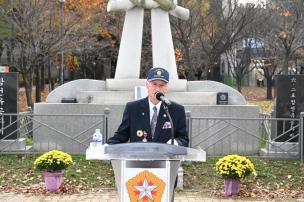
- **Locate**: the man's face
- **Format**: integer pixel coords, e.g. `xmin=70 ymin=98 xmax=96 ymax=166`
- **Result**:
xmin=146 ymin=80 xmax=168 ymax=104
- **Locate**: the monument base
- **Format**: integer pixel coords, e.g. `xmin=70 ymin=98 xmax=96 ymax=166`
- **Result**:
xmin=268 ymin=141 xmax=299 ymax=152
xmin=106 ymin=79 xmax=187 ymax=92
xmin=45 ymin=79 xmax=247 ymax=106
xmin=260 ymin=141 xmax=299 ymax=160
xmin=0 ymin=138 xmax=26 ymax=151
xmin=260 ymin=148 xmax=298 ymax=160
xmin=76 ymin=91 xmax=217 ymax=105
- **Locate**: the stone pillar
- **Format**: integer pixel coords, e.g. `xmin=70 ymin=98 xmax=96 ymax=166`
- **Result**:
xmin=114 ymin=7 xmax=144 ymax=79
xmin=151 ymin=8 xmax=178 ymax=80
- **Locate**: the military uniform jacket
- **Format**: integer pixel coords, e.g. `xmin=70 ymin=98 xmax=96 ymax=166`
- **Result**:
xmin=107 ymin=97 xmax=189 ymax=147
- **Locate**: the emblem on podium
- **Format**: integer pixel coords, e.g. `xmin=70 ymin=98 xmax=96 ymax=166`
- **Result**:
xmin=126 ymin=170 xmax=165 ymax=202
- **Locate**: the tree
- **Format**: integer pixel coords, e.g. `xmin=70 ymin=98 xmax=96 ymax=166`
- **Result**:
xmin=0 ymin=0 xmax=111 ymax=107
xmin=0 ymin=0 xmax=61 ymax=106
xmin=65 ymin=0 xmax=120 ymax=80
xmin=225 ymin=40 xmax=253 ymax=92
xmin=263 ymin=0 xmax=304 ymax=74
xmin=171 ymin=0 xmax=265 ymax=81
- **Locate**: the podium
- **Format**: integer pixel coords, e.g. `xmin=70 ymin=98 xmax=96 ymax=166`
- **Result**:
xmin=86 ymin=143 xmax=206 ymax=202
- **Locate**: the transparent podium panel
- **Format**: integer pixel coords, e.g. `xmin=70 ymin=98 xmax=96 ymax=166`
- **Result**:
xmin=103 ymin=143 xmax=206 ymax=161
xmin=86 ymin=143 xmax=206 ymax=202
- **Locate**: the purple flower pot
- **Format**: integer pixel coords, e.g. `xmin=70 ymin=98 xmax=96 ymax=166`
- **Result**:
xmin=43 ymin=171 xmax=63 ymax=192
xmin=224 ymin=179 xmax=240 ymax=196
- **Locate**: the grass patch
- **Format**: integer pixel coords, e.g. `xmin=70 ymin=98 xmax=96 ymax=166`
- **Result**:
xmin=0 ymin=154 xmax=115 ymax=189
xmin=25 ymin=136 xmax=33 ymax=146
xmin=1 ymin=154 xmax=304 ymax=198
xmin=183 ymin=158 xmax=304 ymax=191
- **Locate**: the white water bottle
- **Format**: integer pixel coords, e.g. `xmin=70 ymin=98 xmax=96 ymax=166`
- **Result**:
xmin=92 ymin=129 xmax=103 ymax=144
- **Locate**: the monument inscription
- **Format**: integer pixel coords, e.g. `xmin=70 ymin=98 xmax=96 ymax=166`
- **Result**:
xmin=275 ymin=75 xmax=304 ymax=142
xmin=0 ymin=73 xmax=18 ymax=139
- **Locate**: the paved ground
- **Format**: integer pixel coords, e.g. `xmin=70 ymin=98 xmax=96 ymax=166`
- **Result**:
xmin=1 ymin=191 xmax=304 ymax=202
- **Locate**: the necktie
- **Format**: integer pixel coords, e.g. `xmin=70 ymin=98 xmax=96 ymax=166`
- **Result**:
xmin=150 ymin=106 xmax=158 ymax=139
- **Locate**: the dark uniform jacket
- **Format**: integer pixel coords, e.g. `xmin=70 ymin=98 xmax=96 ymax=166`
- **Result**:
xmin=107 ymin=97 xmax=189 ymax=147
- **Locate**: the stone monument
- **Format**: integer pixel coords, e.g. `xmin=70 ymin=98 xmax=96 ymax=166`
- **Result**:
xmin=0 ymin=73 xmax=18 ymax=139
xmin=106 ymin=0 xmax=189 ymax=91
xmin=274 ymin=75 xmax=304 ymax=142
xmin=260 ymin=75 xmax=304 ymax=159
xmin=107 ymin=0 xmax=188 ymax=80
xmin=0 ymin=72 xmax=26 ymax=151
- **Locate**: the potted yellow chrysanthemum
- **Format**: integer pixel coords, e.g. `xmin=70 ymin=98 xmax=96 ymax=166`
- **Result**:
xmin=34 ymin=150 xmax=73 ymax=192
xmin=215 ymin=154 xmax=256 ymax=196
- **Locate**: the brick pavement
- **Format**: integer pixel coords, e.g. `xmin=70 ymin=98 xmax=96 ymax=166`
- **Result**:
xmin=1 ymin=191 xmax=304 ymax=202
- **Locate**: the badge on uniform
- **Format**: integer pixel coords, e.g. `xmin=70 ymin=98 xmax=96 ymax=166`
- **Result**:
xmin=136 ymin=130 xmax=143 ymax=137
xmin=162 ymin=121 xmax=171 ymax=129
xmin=137 ymin=130 xmax=148 ymax=142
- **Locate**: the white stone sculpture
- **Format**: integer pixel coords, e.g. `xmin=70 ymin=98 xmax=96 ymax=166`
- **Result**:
xmin=107 ymin=0 xmax=189 ymax=80
xmin=108 ymin=0 xmax=189 ymax=20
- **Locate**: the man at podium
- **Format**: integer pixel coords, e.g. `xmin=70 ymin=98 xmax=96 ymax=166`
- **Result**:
xmin=107 ymin=67 xmax=189 ymax=147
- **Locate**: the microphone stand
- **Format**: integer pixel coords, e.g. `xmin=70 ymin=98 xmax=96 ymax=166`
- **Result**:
xmin=163 ymin=103 xmax=175 ymax=145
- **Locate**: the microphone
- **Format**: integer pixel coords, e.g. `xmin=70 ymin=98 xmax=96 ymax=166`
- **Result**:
xmin=155 ymin=92 xmax=174 ymax=145
xmin=155 ymin=92 xmax=171 ymax=106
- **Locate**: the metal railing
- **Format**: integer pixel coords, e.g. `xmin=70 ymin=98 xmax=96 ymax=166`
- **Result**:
xmin=187 ymin=113 xmax=303 ymax=161
xmin=1 ymin=109 xmax=304 ymax=163
xmin=0 ymin=108 xmax=110 ymax=154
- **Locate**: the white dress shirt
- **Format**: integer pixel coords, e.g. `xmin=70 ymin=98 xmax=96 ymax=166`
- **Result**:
xmin=148 ymin=99 xmax=178 ymax=145
xmin=148 ymin=99 xmax=162 ymax=122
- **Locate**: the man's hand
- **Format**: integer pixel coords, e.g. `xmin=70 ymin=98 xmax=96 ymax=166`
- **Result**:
xmin=166 ymin=139 xmax=178 ymax=146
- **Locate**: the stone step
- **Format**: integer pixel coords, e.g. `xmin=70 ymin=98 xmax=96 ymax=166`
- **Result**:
xmin=0 ymin=138 xmax=26 ymax=151
xmin=260 ymin=148 xmax=299 ymax=160
xmin=76 ymin=91 xmax=217 ymax=105
xmin=267 ymin=141 xmax=299 ymax=152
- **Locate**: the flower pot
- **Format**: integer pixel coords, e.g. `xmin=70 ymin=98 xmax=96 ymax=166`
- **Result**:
xmin=224 ymin=179 xmax=240 ymax=196
xmin=43 ymin=171 xmax=63 ymax=192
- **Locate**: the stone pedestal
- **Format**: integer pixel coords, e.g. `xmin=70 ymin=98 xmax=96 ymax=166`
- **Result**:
xmin=260 ymin=141 xmax=299 ymax=160
xmin=106 ymin=79 xmax=187 ymax=92
xmin=76 ymin=91 xmax=217 ymax=105
xmin=0 ymin=138 xmax=26 ymax=151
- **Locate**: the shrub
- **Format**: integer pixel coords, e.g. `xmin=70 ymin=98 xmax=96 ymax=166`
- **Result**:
xmin=34 ymin=150 xmax=73 ymax=172
xmin=215 ymin=154 xmax=256 ymax=179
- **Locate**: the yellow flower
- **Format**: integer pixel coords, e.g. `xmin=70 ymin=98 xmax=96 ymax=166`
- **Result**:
xmin=215 ymin=154 xmax=256 ymax=180
xmin=34 ymin=150 xmax=73 ymax=172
